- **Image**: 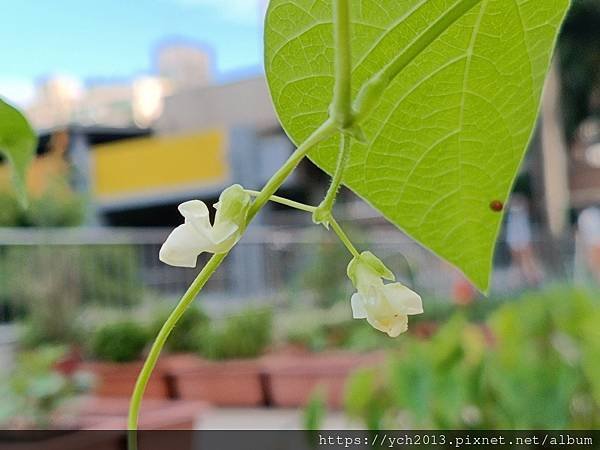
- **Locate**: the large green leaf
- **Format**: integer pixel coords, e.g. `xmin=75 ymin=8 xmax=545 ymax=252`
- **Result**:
xmin=265 ymin=0 xmax=570 ymax=291
xmin=0 ymin=98 xmax=36 ymax=207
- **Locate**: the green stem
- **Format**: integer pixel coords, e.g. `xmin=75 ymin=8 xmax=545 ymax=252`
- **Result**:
xmin=331 ymin=0 xmax=353 ymax=128
xmin=353 ymin=0 xmax=483 ymax=122
xmin=330 ymin=216 xmax=360 ymax=258
xmin=247 ymin=119 xmax=337 ymax=222
xmin=245 ymin=190 xmax=317 ymax=214
xmin=317 ymin=133 xmax=351 ymax=214
xmin=127 ymin=118 xmax=337 ymax=446
xmin=312 ymin=0 xmax=354 ymax=224
xmin=246 ymin=190 xmax=360 ymax=258
xmin=127 ymin=252 xmax=226 ymax=433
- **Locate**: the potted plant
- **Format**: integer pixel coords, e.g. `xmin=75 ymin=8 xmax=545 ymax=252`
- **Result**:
xmin=262 ymin=314 xmax=386 ymax=409
xmin=264 ymin=350 xmax=384 ymax=410
xmin=151 ymin=305 xmax=211 ymax=373
xmin=0 ymin=345 xmax=90 ymax=430
xmin=0 ymin=346 xmax=203 ymax=444
xmin=168 ymin=308 xmax=272 ymax=406
xmin=82 ymin=321 xmax=169 ymax=398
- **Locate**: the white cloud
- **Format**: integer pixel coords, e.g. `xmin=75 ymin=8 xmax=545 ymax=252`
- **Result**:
xmin=0 ymin=78 xmax=36 ymax=107
xmin=171 ymin=0 xmax=267 ymax=24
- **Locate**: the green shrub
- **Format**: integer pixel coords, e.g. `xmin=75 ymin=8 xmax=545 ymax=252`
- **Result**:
xmin=150 ymin=305 xmax=209 ymax=353
xmin=0 ymin=191 xmax=20 ymax=226
xmin=198 ymin=308 xmax=272 ymax=360
xmin=23 ymin=188 xmax=85 ymax=227
xmin=0 ymin=244 xmax=143 ymax=334
xmin=0 ymin=177 xmax=86 ymax=228
xmin=285 ymin=314 xmax=395 ymax=353
xmin=1 ymin=244 xmax=142 ymax=347
xmin=301 ymin=240 xmax=350 ymax=308
xmin=2 ymin=247 xmax=83 ymax=348
xmin=19 ymin=320 xmax=82 ymax=350
xmin=0 ymin=346 xmax=90 ymax=428
xmin=344 ymin=287 xmax=600 ymax=429
xmin=78 ymin=245 xmax=142 ymax=307
xmin=90 ymin=321 xmax=149 ymax=363
xmin=286 ymin=326 xmax=328 ymax=352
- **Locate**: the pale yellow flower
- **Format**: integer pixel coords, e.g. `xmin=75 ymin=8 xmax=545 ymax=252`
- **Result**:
xmin=348 ymin=252 xmax=423 ymax=337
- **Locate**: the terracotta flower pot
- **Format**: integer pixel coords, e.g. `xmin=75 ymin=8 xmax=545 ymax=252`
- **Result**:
xmin=263 ymin=351 xmax=384 ymax=409
xmin=0 ymin=430 xmax=124 ymax=450
xmin=167 ymin=356 xmax=265 ymax=407
xmin=81 ymin=361 xmax=170 ymax=399
xmin=73 ymin=397 xmax=206 ymax=430
xmin=52 ymin=397 xmax=208 ymax=443
xmin=53 ymin=347 xmax=83 ymax=376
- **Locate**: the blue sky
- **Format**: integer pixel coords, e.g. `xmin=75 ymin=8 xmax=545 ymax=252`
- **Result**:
xmin=0 ymin=0 xmax=266 ymax=105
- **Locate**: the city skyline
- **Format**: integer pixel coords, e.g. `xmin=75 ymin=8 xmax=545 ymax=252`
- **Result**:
xmin=0 ymin=0 xmax=266 ymax=106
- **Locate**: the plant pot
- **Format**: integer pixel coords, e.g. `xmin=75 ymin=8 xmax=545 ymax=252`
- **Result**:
xmin=27 ymin=398 xmax=208 ymax=450
xmin=0 ymin=430 xmax=124 ymax=450
xmin=81 ymin=397 xmax=205 ymax=430
xmin=81 ymin=361 xmax=169 ymax=399
xmin=263 ymin=351 xmax=384 ymax=409
xmin=168 ymin=357 xmax=265 ymax=407
xmin=54 ymin=396 xmax=207 ymax=431
xmin=53 ymin=346 xmax=83 ymax=376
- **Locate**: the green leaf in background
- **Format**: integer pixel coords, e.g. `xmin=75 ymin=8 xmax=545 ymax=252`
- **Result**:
xmin=265 ymin=0 xmax=570 ymax=291
xmin=0 ymin=98 xmax=37 ymax=207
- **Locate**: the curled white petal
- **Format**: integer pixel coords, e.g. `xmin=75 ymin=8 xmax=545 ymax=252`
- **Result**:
xmin=348 ymin=254 xmax=423 ymax=337
xmin=159 ymin=223 xmax=213 ymax=268
xmin=178 ymin=200 xmax=212 ymax=238
xmin=351 ymin=293 xmax=368 ymax=319
xmin=179 ymin=200 xmax=210 ymax=220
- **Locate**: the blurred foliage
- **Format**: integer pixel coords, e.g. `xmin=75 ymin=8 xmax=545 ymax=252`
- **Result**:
xmin=304 ymin=387 xmax=327 ymax=431
xmin=0 ymin=177 xmax=85 ymax=228
xmin=558 ymin=0 xmax=600 ymax=140
xmin=90 ymin=321 xmax=149 ymax=363
xmin=304 ymin=388 xmax=327 ymax=448
xmin=0 ymin=99 xmax=36 ymax=208
xmin=2 ymin=247 xmax=83 ymax=347
xmin=197 ymin=308 xmax=273 ymax=360
xmin=0 ymin=192 xmax=21 ymax=227
xmin=298 ymin=238 xmax=350 ymax=308
xmin=284 ymin=295 xmax=506 ymax=353
xmin=78 ymin=245 xmax=142 ymax=306
xmin=0 ymin=244 xmax=142 ymax=329
xmin=344 ymin=286 xmax=600 ymax=429
xmin=0 ymin=346 xmax=90 ymax=428
xmin=0 ymin=174 xmax=140 ymax=329
xmin=150 ymin=305 xmax=209 ymax=353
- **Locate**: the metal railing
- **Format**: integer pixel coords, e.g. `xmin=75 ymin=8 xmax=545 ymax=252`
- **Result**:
xmin=0 ymin=225 xmax=581 ymax=322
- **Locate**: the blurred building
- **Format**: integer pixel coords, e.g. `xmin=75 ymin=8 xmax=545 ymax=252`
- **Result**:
xmin=24 ymin=44 xmax=212 ymax=131
xmin=9 ymin=73 xmax=324 ymax=230
xmin=157 ymin=44 xmax=212 ymax=90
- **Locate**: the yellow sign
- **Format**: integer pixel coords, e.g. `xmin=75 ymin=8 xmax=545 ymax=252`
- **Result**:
xmin=93 ymin=130 xmax=229 ymax=203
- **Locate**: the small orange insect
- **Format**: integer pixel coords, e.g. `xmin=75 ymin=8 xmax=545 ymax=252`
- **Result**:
xmin=489 ymin=200 xmax=504 ymax=212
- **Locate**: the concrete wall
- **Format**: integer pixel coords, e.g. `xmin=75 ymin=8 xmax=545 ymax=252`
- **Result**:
xmin=156 ymin=77 xmax=280 ymax=135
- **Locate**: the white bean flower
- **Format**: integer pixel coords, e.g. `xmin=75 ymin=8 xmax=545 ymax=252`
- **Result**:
xmin=347 ymin=252 xmax=423 ymax=337
xmin=159 ymin=184 xmax=251 ymax=268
